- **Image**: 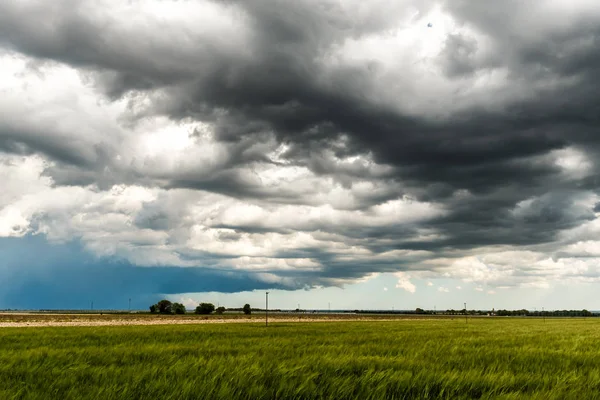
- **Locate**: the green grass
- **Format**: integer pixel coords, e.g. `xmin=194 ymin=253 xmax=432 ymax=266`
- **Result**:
xmin=2 ymin=319 xmax=600 ymax=399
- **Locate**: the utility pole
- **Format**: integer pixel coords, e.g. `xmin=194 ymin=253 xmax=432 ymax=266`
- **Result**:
xmin=265 ymin=292 xmax=269 ymax=327
xmin=91 ymin=301 xmax=94 ymax=311
xmin=328 ymin=302 xmax=331 ymax=313
xmin=128 ymin=298 xmax=131 ymax=312
xmin=464 ymin=302 xmax=467 ymax=324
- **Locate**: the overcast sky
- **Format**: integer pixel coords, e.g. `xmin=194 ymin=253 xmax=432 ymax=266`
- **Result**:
xmin=1 ymin=0 xmax=600 ymax=311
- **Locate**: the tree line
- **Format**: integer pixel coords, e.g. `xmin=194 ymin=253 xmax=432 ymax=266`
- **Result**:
xmin=441 ymin=309 xmax=594 ymax=317
xmin=149 ymin=300 xmax=252 ymax=315
xmin=348 ymin=308 xmax=596 ymax=317
xmin=493 ymin=309 xmax=593 ymax=317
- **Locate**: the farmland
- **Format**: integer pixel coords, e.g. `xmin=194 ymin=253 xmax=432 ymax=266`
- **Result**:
xmin=2 ymin=318 xmax=600 ymax=399
xmin=0 ymin=312 xmax=411 ymax=327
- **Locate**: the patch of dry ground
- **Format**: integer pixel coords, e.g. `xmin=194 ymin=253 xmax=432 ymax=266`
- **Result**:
xmin=0 ymin=318 xmax=369 ymax=328
xmin=0 ymin=313 xmax=427 ymax=328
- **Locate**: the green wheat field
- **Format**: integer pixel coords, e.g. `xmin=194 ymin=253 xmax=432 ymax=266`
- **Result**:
xmin=2 ymin=318 xmax=600 ymax=399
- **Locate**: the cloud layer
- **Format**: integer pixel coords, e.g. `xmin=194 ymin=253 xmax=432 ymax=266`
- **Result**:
xmin=1 ymin=0 xmax=600 ymax=303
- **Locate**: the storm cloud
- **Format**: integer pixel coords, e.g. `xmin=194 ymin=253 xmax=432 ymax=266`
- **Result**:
xmin=1 ymin=0 xmax=600 ymax=305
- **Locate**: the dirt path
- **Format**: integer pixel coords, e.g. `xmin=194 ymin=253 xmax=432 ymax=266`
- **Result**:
xmin=0 ymin=317 xmax=403 ymax=328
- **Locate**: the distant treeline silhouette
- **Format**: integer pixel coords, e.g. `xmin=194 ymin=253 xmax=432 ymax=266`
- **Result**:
xmin=444 ymin=309 xmax=593 ymax=317
xmin=351 ymin=308 xmax=596 ymax=317
xmin=492 ymin=309 xmax=593 ymax=317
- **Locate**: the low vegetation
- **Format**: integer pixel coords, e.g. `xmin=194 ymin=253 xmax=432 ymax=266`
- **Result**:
xmin=2 ymin=318 xmax=600 ymax=399
xmin=149 ymin=299 xmax=185 ymax=315
xmin=149 ymin=300 xmax=249 ymax=316
xmin=194 ymin=302 xmax=215 ymax=315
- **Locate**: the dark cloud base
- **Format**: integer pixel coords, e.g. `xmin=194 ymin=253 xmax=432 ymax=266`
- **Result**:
xmin=0 ymin=236 xmax=282 ymax=310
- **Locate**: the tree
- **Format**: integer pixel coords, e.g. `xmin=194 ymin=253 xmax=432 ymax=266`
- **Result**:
xmin=157 ymin=299 xmax=173 ymax=314
xmin=149 ymin=304 xmax=157 ymax=313
xmin=172 ymin=302 xmax=186 ymax=315
xmin=215 ymin=306 xmax=226 ymax=315
xmin=195 ymin=303 xmax=215 ymax=315
xmin=243 ymin=304 xmax=251 ymax=315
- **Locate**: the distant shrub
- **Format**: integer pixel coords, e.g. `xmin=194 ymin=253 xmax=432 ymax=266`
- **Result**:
xmin=215 ymin=306 xmax=226 ymax=315
xmin=172 ymin=303 xmax=186 ymax=315
xmin=195 ymin=303 xmax=215 ymax=315
xmin=243 ymin=304 xmax=251 ymax=315
xmin=157 ymin=300 xmax=173 ymax=314
xmin=149 ymin=300 xmax=176 ymax=314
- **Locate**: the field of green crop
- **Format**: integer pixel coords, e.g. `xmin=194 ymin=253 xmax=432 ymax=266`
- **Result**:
xmin=2 ymin=318 xmax=600 ymax=399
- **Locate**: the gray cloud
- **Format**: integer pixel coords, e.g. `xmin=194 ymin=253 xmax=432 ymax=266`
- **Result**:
xmin=1 ymin=0 xmax=600 ymax=294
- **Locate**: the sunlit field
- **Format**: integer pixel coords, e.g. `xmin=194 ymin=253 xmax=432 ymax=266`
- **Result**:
xmin=2 ymin=318 xmax=600 ymax=399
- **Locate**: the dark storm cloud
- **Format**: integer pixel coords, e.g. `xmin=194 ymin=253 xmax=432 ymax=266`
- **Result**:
xmin=1 ymin=1 xmax=598 ymax=163
xmin=0 ymin=236 xmax=287 ymax=310
xmin=1 ymin=0 xmax=600 ymax=290
xmin=438 ymin=33 xmax=479 ymax=78
xmin=0 ymin=125 xmax=111 ymax=169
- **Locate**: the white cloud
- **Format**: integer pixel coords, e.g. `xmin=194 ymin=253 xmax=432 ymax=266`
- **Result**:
xmin=170 ymin=296 xmax=198 ymax=310
xmin=414 ymin=248 xmax=600 ymax=290
xmin=394 ymin=272 xmax=416 ymax=293
xmin=552 ymin=147 xmax=593 ymax=179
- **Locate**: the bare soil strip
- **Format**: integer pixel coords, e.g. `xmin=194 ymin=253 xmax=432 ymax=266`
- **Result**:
xmin=0 ymin=317 xmax=405 ymax=328
xmin=0 ymin=311 xmax=449 ymax=327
